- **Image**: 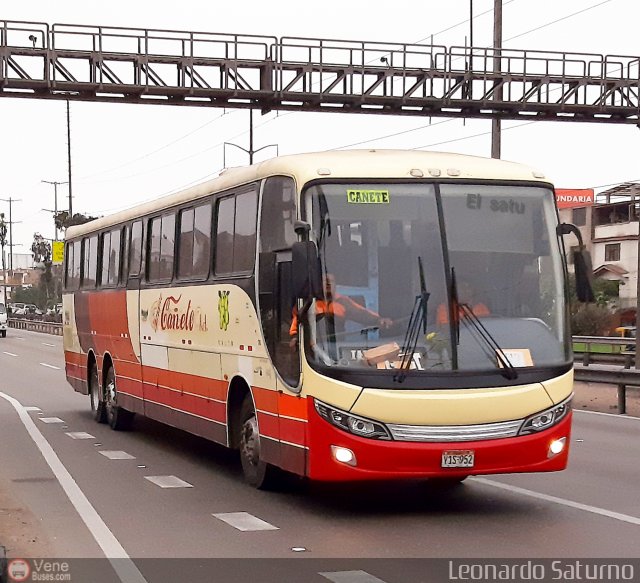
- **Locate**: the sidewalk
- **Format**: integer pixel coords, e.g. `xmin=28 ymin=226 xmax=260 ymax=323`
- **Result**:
xmin=573 ymin=380 xmax=640 ymax=417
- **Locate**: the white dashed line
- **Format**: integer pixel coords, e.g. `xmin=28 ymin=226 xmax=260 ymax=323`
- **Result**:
xmin=42 ymin=343 xmax=56 ymax=347
xmin=66 ymin=432 xmax=96 ymax=440
xmin=24 ymin=407 xmax=41 ymax=412
xmin=212 ymin=512 xmax=279 ymax=531
xmin=40 ymin=363 xmax=60 ymax=370
xmin=319 ymin=571 xmax=388 ymax=583
xmin=100 ymin=451 xmax=136 ymax=460
xmin=144 ymin=475 xmax=193 ymax=488
xmin=39 ymin=417 xmax=65 ymax=424
xmin=0 ymin=392 xmax=148 ymax=583
xmin=3 ymin=351 xmax=17 ymax=357
xmin=472 ymin=477 xmax=640 ymax=526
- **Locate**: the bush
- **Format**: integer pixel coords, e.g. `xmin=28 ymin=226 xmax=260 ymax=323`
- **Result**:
xmin=571 ymin=303 xmax=613 ymax=336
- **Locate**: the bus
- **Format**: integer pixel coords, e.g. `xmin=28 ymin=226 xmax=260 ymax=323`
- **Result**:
xmin=63 ymin=149 xmax=591 ymax=488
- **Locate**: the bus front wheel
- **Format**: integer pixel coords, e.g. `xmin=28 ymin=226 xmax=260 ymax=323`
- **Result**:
xmin=238 ymin=395 xmax=280 ymax=489
xmin=104 ymin=365 xmax=134 ymax=431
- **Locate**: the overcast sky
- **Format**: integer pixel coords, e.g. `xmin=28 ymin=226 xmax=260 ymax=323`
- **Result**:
xmin=1 ymin=0 xmax=639 ymax=252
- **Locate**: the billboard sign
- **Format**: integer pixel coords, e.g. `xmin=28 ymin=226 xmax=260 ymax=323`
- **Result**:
xmin=555 ymin=188 xmax=594 ymax=209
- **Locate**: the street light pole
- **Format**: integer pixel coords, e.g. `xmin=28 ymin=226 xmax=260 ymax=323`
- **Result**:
xmin=491 ymin=0 xmax=503 ymax=159
xmin=42 ymin=180 xmax=68 ymax=241
xmin=0 ymin=197 xmax=21 ymax=272
xmin=0 ymin=213 xmax=7 ymax=305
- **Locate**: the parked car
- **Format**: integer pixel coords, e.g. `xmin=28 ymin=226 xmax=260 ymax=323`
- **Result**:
xmin=616 ymin=325 xmax=636 ymax=352
xmin=0 ymin=303 xmax=7 ymax=337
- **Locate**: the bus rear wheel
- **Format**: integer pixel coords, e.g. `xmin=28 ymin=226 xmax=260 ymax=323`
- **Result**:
xmin=104 ymin=365 xmax=134 ymax=431
xmin=89 ymin=362 xmax=105 ymax=423
xmin=238 ymin=395 xmax=281 ymax=489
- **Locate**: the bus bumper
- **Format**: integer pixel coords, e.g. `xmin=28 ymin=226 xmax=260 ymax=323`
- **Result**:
xmin=306 ymin=400 xmax=572 ymax=481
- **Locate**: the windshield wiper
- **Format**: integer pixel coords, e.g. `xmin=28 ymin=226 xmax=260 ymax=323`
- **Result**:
xmin=394 ymin=257 xmax=430 ymax=383
xmin=458 ymin=303 xmax=519 ymax=381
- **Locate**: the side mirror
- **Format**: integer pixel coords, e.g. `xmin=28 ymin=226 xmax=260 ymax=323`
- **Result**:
xmin=558 ymin=223 xmax=595 ymax=303
xmin=573 ymin=248 xmax=595 ymax=303
xmin=292 ymin=241 xmax=322 ymax=299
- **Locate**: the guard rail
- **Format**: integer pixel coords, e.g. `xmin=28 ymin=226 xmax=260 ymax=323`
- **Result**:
xmin=572 ymin=335 xmax=639 ymax=414
xmin=7 ymin=318 xmax=62 ymax=336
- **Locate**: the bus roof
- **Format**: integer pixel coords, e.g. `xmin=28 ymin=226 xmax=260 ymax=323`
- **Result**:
xmin=66 ymin=149 xmax=550 ymax=239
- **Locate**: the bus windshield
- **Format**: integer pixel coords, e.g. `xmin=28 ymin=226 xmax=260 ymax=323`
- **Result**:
xmin=304 ymin=181 xmax=569 ymax=377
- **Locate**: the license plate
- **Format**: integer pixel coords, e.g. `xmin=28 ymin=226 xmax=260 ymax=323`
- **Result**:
xmin=441 ymin=450 xmax=475 ymax=468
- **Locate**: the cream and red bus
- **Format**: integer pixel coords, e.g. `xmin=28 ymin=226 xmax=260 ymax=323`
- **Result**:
xmin=63 ymin=149 xmax=589 ymax=488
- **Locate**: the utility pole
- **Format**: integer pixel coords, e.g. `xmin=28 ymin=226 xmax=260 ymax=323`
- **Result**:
xmin=223 ymin=108 xmax=278 ymax=167
xmin=0 ymin=213 xmax=7 ymax=305
xmin=0 ymin=197 xmax=21 ymax=272
xmin=491 ymin=0 xmax=503 ymax=159
xmin=67 ymin=100 xmax=73 ymax=217
xmin=42 ymin=180 xmax=68 ymax=241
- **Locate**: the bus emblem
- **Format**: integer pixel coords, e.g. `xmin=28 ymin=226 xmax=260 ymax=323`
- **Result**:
xmin=218 ymin=290 xmax=230 ymax=331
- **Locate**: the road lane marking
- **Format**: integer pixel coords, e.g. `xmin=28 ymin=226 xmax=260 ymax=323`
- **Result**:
xmin=24 ymin=407 xmax=41 ymax=412
xmin=3 ymin=351 xmax=17 ymax=357
xmin=66 ymin=432 xmax=96 ymax=440
xmin=212 ymin=512 xmax=278 ymax=531
xmin=320 ymin=572 xmax=389 ymax=583
xmin=473 ymin=477 xmax=640 ymax=526
xmin=144 ymin=475 xmax=193 ymax=488
xmin=39 ymin=417 xmax=64 ymax=424
xmin=42 ymin=343 xmax=56 ymax=347
xmin=0 ymin=392 xmax=148 ymax=583
xmin=100 ymin=451 xmax=136 ymax=460
xmin=574 ymin=409 xmax=640 ymax=421
xmin=40 ymin=363 xmax=60 ymax=370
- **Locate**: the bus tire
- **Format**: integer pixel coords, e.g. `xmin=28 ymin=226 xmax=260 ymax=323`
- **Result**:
xmin=238 ymin=395 xmax=280 ymax=489
xmin=104 ymin=365 xmax=134 ymax=431
xmin=89 ymin=361 xmax=105 ymax=423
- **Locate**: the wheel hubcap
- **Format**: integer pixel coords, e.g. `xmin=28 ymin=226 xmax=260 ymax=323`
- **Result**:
xmin=105 ymin=378 xmax=116 ymax=420
xmin=241 ymin=416 xmax=260 ymax=467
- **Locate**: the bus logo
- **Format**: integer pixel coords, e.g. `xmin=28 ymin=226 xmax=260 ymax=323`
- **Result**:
xmin=218 ymin=290 xmax=230 ymax=331
xmin=7 ymin=559 xmax=31 ymax=582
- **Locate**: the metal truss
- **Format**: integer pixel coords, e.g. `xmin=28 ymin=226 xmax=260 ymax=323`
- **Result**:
xmin=1 ymin=20 xmax=639 ymax=124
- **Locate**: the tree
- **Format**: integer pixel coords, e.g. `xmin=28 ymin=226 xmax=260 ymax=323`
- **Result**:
xmin=31 ymin=233 xmax=55 ymax=306
xmin=54 ymin=211 xmax=98 ymax=232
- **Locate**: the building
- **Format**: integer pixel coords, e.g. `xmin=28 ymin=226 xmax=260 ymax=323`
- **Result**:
xmin=558 ymin=183 xmax=640 ymax=310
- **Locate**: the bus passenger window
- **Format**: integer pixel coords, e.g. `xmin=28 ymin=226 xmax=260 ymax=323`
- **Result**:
xmin=100 ymin=232 xmax=111 ymax=286
xmin=178 ymin=204 xmax=211 ymax=279
xmin=215 ymin=188 xmax=258 ymax=275
xmin=129 ymin=221 xmax=142 ymax=277
xmin=108 ymin=228 xmax=121 ymax=286
xmin=148 ymin=214 xmax=175 ymax=282
xmin=234 ymin=190 xmax=257 ymax=272
xmin=82 ymin=235 xmax=98 ymax=288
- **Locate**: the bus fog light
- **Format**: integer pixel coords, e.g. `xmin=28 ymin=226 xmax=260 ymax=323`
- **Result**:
xmin=331 ymin=445 xmax=357 ymax=466
xmin=548 ymin=437 xmax=566 ymax=457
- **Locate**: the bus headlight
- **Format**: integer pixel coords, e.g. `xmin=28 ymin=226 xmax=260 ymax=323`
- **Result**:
xmin=519 ymin=396 xmax=572 ymax=435
xmin=314 ymin=399 xmax=391 ymax=440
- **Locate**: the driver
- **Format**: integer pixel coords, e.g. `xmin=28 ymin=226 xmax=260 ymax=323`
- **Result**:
xmin=289 ymin=274 xmax=393 ymax=347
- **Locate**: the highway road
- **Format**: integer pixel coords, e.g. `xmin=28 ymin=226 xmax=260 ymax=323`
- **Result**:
xmin=1 ymin=329 xmax=639 ymax=583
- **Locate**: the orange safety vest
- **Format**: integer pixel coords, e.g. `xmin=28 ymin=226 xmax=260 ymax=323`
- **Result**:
xmin=437 ymin=302 xmax=490 ymax=326
xmin=289 ymin=296 xmax=381 ymax=337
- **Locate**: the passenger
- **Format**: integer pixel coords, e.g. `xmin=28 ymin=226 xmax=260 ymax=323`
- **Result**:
xmin=289 ymin=274 xmax=393 ymax=347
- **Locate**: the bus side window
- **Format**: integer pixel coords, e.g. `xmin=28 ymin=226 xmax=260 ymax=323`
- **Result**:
xmin=215 ymin=187 xmax=258 ymax=275
xmin=65 ymin=241 xmax=81 ymax=291
xmin=129 ymin=220 xmax=143 ymax=278
xmin=120 ymin=225 xmax=129 ymax=284
xmin=81 ymin=235 xmax=98 ymax=288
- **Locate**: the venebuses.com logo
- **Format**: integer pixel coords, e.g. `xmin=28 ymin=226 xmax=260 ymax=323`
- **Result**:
xmin=7 ymin=559 xmax=71 ymax=582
